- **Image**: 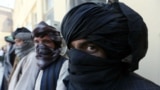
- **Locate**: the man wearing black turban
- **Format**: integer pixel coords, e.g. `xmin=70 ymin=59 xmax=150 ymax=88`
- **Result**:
xmin=61 ymin=2 xmax=160 ymax=90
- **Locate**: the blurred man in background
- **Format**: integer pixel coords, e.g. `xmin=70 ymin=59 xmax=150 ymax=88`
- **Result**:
xmin=1 ymin=35 xmax=15 ymax=90
xmin=8 ymin=27 xmax=39 ymax=90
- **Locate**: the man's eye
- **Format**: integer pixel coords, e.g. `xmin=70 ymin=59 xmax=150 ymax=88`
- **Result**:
xmin=43 ymin=40 xmax=52 ymax=44
xmin=86 ymin=44 xmax=97 ymax=53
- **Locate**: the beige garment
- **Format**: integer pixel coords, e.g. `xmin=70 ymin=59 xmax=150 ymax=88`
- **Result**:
xmin=56 ymin=60 xmax=69 ymax=90
xmin=35 ymin=70 xmax=43 ymax=90
xmin=8 ymin=56 xmax=20 ymax=82
xmin=8 ymin=51 xmax=40 ymax=90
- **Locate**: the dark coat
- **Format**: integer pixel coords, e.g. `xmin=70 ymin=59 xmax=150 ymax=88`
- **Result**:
xmin=115 ymin=73 xmax=160 ymax=90
xmin=1 ymin=45 xmax=16 ymax=90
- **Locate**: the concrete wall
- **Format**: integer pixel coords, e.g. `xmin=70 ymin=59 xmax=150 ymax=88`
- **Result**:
xmin=0 ymin=7 xmax=13 ymax=48
xmin=0 ymin=7 xmax=13 ymax=32
xmin=13 ymin=0 xmax=38 ymax=30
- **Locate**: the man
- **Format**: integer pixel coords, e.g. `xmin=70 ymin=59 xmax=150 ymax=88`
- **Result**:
xmin=61 ymin=2 xmax=160 ymax=90
xmin=8 ymin=27 xmax=39 ymax=90
xmin=32 ymin=21 xmax=68 ymax=90
xmin=1 ymin=35 xmax=15 ymax=90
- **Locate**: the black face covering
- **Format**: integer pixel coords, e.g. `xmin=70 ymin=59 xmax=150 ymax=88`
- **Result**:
xmin=36 ymin=44 xmax=60 ymax=69
xmin=68 ymin=49 xmax=128 ymax=90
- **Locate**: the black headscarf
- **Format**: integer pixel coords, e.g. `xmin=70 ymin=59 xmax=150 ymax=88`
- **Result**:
xmin=61 ymin=2 xmax=148 ymax=90
xmin=61 ymin=2 xmax=148 ymax=72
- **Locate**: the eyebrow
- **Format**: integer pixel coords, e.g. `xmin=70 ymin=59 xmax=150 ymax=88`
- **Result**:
xmin=70 ymin=40 xmax=91 ymax=49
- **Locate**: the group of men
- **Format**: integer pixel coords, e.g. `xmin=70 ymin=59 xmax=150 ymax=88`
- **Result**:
xmin=1 ymin=1 xmax=160 ymax=90
xmin=1 ymin=21 xmax=68 ymax=90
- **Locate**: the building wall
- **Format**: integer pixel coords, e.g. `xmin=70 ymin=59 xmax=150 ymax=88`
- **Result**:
xmin=0 ymin=7 xmax=13 ymax=32
xmin=0 ymin=6 xmax=13 ymax=48
xmin=13 ymin=0 xmax=160 ymax=85
xmin=13 ymin=0 xmax=40 ymax=31
xmin=13 ymin=0 xmax=56 ymax=31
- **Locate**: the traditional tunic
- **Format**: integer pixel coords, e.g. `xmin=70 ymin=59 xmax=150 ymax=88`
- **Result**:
xmin=8 ymin=51 xmax=40 ymax=90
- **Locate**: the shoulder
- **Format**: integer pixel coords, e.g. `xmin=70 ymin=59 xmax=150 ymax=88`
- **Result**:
xmin=58 ymin=55 xmax=69 ymax=74
xmin=56 ymin=56 xmax=68 ymax=69
xmin=20 ymin=50 xmax=37 ymax=66
xmin=56 ymin=59 xmax=69 ymax=90
xmin=28 ymin=50 xmax=36 ymax=56
xmin=116 ymin=73 xmax=160 ymax=90
xmin=59 ymin=55 xmax=68 ymax=61
xmin=25 ymin=50 xmax=37 ymax=61
xmin=21 ymin=50 xmax=36 ymax=60
xmin=60 ymin=60 xmax=69 ymax=73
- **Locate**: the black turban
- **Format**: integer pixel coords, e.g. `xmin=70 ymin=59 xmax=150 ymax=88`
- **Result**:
xmin=61 ymin=2 xmax=148 ymax=71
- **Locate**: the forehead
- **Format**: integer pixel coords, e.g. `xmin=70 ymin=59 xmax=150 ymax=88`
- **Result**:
xmin=14 ymin=38 xmax=23 ymax=42
xmin=14 ymin=38 xmax=23 ymax=45
xmin=34 ymin=35 xmax=52 ymax=41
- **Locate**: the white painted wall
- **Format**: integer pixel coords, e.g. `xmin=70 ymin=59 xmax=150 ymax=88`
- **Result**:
xmin=119 ymin=0 xmax=160 ymax=85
